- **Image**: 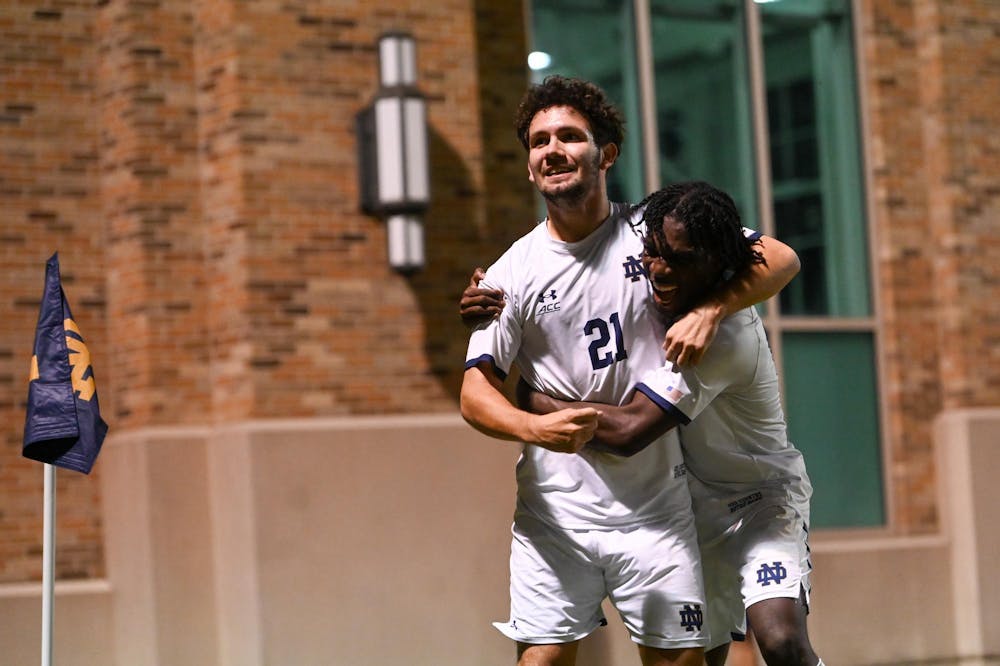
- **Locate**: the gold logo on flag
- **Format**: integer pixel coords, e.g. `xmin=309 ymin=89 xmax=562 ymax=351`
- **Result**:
xmin=64 ymin=318 xmax=97 ymax=401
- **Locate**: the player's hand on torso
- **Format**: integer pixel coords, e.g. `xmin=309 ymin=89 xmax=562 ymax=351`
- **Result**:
xmin=526 ymin=407 xmax=601 ymax=454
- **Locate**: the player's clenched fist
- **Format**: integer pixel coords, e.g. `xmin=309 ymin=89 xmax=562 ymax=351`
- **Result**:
xmin=528 ymin=407 xmax=601 ymax=454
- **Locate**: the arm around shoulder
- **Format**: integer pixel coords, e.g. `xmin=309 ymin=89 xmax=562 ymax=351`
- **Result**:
xmin=704 ymin=233 xmax=799 ymax=320
xmin=665 ymin=235 xmax=799 ymax=366
xmin=755 ymin=234 xmax=800 ymax=297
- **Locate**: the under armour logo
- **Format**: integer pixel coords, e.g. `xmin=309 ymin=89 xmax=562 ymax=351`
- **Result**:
xmin=623 ymin=255 xmax=646 ymax=282
xmin=756 ymin=561 xmax=788 ymax=586
xmin=679 ymin=604 xmax=703 ymax=632
xmin=536 ymin=289 xmax=560 ymax=316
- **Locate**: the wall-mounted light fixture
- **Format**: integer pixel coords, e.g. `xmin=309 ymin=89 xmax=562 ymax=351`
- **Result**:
xmin=357 ymin=32 xmax=430 ymax=274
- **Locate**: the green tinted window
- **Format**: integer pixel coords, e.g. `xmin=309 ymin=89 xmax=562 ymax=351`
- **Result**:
xmin=649 ymin=0 xmax=758 ymax=227
xmin=782 ymin=332 xmax=884 ymax=527
xmin=530 ymin=0 xmax=645 ymax=203
xmin=760 ymin=0 xmax=870 ymax=317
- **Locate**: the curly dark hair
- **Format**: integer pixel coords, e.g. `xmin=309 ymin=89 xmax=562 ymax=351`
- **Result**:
xmin=636 ymin=181 xmax=766 ymax=276
xmin=514 ymin=75 xmax=625 ymax=151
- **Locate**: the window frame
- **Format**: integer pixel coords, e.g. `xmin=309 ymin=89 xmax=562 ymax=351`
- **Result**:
xmin=633 ymin=0 xmax=891 ymax=531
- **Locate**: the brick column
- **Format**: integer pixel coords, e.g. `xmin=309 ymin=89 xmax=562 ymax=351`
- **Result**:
xmin=860 ymin=0 xmax=1000 ymax=532
xmin=96 ymin=0 xmax=210 ymax=429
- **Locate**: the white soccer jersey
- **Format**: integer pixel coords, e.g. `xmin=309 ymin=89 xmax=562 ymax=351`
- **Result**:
xmin=635 ymin=307 xmax=813 ymax=648
xmin=465 ymin=203 xmax=692 ymax=530
xmin=635 ymin=306 xmax=811 ymax=501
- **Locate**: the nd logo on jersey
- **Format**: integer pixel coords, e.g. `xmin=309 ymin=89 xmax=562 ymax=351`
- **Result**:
xmin=622 ymin=255 xmax=645 ymax=282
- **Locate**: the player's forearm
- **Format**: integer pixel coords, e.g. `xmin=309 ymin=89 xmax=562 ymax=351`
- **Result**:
xmin=526 ymin=389 xmax=653 ymax=455
xmin=588 ymin=411 xmax=654 ymax=456
xmin=463 ymin=368 xmax=603 ymax=453
xmin=701 ymin=235 xmax=800 ymax=317
xmin=461 ymin=372 xmax=534 ymax=443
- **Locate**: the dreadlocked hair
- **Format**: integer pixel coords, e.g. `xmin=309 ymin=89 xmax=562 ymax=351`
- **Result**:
xmin=514 ymin=75 xmax=625 ymax=151
xmin=636 ymin=181 xmax=765 ymax=276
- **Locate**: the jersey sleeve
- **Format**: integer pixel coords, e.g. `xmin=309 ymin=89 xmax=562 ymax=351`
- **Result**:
xmin=464 ymin=253 xmax=522 ymax=381
xmin=634 ymin=317 xmax=742 ymax=423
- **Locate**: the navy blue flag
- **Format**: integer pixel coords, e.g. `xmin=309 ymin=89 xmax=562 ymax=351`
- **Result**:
xmin=23 ymin=253 xmax=109 ymax=474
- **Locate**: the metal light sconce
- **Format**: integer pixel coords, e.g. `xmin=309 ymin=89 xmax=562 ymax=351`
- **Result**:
xmin=357 ymin=32 xmax=430 ymax=274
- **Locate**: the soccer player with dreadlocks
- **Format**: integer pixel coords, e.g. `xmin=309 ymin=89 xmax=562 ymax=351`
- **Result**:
xmin=520 ymin=181 xmax=824 ymax=666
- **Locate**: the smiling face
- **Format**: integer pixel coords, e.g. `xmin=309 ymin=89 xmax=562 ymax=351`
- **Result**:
xmin=641 ymin=215 xmax=723 ymax=319
xmin=525 ymin=105 xmax=616 ymax=207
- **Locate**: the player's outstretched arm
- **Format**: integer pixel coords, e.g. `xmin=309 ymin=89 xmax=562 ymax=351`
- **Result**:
xmin=461 ymin=363 xmax=599 ymax=454
xmin=665 ymin=235 xmax=799 ymax=367
xmin=517 ymin=380 xmax=683 ymax=457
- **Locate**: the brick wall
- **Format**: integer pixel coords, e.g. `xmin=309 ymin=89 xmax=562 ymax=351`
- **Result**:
xmin=861 ymin=0 xmax=1000 ymax=531
xmin=0 ymin=0 xmax=532 ymax=583
xmin=0 ymin=1 xmax=106 ymax=582
xmin=97 ymin=0 xmax=211 ymax=427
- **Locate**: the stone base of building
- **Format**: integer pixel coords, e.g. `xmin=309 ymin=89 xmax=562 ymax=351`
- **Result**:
xmin=2 ymin=409 xmax=997 ymax=665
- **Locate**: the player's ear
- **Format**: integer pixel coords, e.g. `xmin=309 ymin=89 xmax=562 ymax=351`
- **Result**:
xmin=600 ymin=142 xmax=619 ymax=171
xmin=528 ymin=163 xmax=535 ymax=183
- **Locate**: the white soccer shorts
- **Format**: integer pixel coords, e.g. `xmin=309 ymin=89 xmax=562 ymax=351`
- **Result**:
xmin=493 ymin=509 xmax=709 ymax=650
xmin=692 ymin=487 xmax=812 ymax=650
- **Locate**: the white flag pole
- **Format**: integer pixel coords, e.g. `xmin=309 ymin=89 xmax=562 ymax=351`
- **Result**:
xmin=41 ymin=462 xmax=55 ymax=666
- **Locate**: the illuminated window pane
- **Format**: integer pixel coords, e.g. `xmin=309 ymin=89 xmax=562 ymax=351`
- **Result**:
xmin=649 ymin=0 xmax=759 ymax=228
xmin=760 ymin=0 xmax=870 ymax=316
xmin=530 ymin=0 xmax=645 ymax=204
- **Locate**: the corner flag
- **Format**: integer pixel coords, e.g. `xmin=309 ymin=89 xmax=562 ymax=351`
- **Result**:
xmin=23 ymin=253 xmax=108 ymax=474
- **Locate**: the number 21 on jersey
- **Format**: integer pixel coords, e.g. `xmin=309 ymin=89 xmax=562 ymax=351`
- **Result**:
xmin=584 ymin=312 xmax=628 ymax=370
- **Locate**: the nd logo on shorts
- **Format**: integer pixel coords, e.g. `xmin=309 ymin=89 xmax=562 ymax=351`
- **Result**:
xmin=679 ymin=603 xmax=703 ymax=632
xmin=755 ymin=560 xmax=788 ymax=586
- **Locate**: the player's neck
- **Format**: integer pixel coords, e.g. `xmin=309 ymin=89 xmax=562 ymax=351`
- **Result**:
xmin=544 ymin=192 xmax=611 ymax=243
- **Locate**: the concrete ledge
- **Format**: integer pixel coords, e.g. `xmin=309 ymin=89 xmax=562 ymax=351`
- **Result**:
xmin=0 ymin=580 xmax=113 ymax=665
xmin=102 ymin=416 xmax=520 ymax=666
xmin=937 ymin=408 xmax=1000 ymax=659
xmin=101 ymin=428 xmax=219 ymax=666
xmin=90 ymin=410 xmax=1000 ymax=665
xmin=809 ymin=537 xmax=954 ymax=664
